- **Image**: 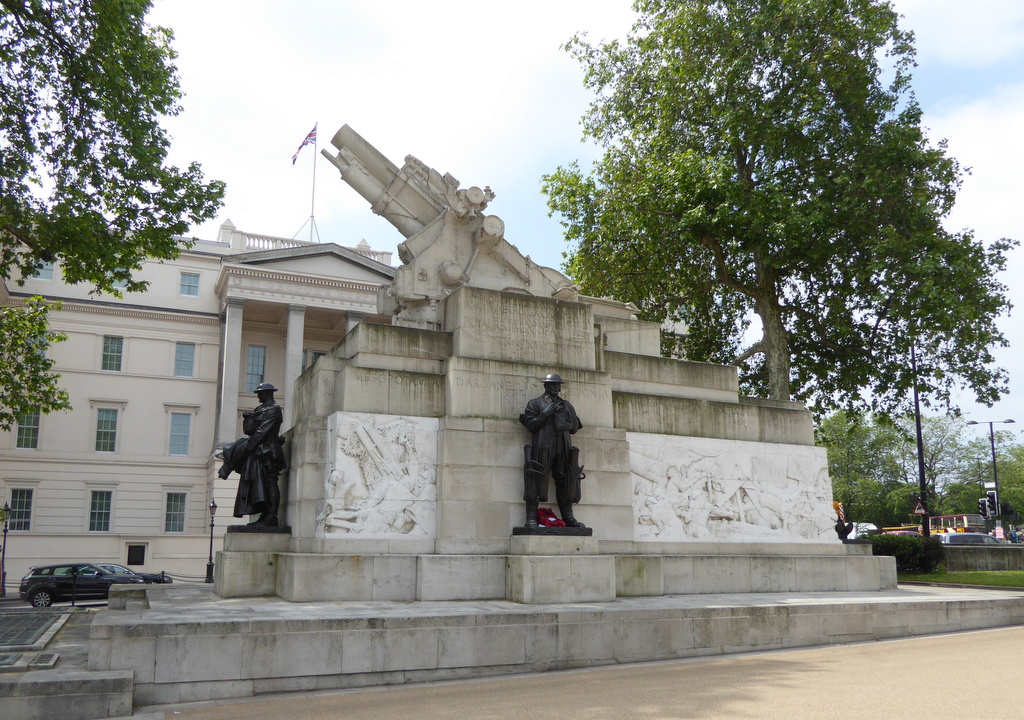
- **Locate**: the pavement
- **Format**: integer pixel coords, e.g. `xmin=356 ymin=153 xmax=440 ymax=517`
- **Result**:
xmin=126 ymin=623 xmax=1024 ymax=720
xmin=5 ymin=584 xmax=1024 ymax=720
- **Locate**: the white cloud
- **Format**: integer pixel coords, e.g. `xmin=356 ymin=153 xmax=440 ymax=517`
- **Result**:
xmin=893 ymin=0 xmax=1024 ymax=67
xmin=929 ymin=83 xmax=1024 ymax=243
xmin=145 ymin=1 xmax=1024 ymax=422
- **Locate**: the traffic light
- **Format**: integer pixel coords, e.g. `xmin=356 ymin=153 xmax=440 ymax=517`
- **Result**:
xmin=987 ymin=491 xmax=998 ymax=517
xmin=978 ymin=497 xmax=990 ymax=518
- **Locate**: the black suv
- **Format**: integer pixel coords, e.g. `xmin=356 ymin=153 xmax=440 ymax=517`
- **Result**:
xmin=19 ymin=563 xmax=145 ymax=607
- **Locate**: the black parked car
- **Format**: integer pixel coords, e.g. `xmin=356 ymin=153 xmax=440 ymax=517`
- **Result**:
xmin=19 ymin=563 xmax=146 ymax=607
xmin=96 ymin=563 xmax=173 ymax=584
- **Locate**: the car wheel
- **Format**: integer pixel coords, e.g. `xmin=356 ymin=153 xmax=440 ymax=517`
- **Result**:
xmin=29 ymin=588 xmax=54 ymax=607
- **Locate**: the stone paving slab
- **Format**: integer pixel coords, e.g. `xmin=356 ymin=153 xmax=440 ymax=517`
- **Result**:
xmin=111 ymin=581 xmax=1024 ymax=622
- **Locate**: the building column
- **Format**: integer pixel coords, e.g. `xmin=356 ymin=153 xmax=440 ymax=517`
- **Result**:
xmin=284 ymin=304 xmax=307 ymax=428
xmin=217 ymin=297 xmax=245 ymax=446
xmin=345 ymin=311 xmax=364 ymax=334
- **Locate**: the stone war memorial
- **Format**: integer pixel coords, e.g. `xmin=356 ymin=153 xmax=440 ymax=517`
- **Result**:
xmin=215 ymin=124 xmax=894 ymax=603
xmin=18 ymin=126 xmax=1024 ymax=720
xmin=76 ymin=125 xmax=1009 ymax=720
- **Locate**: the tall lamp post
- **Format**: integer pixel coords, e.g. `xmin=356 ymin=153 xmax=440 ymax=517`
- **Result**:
xmin=967 ymin=419 xmax=1015 ymax=532
xmin=205 ymin=499 xmax=217 ymax=584
xmin=1 ymin=502 xmax=9 ymax=597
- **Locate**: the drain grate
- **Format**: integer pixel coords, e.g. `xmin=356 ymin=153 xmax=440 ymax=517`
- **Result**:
xmin=28 ymin=653 xmax=59 ymax=669
xmin=0 ymin=653 xmax=23 ymax=667
xmin=0 ymin=613 xmax=62 ymax=646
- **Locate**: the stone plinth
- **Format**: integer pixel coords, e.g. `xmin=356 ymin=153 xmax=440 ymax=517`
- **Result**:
xmin=506 ymin=535 xmax=613 ymax=603
xmin=216 ymin=531 xmax=292 ymax=598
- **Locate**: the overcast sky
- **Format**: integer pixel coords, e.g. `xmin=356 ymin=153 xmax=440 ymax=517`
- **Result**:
xmin=149 ymin=0 xmax=1024 ymax=434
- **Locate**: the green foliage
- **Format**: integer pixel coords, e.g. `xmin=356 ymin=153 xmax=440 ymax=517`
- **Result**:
xmin=871 ymin=534 xmax=942 ymax=573
xmin=1 ymin=0 xmax=224 ymax=421
xmin=0 ymin=297 xmax=71 ymax=430
xmin=819 ymin=410 xmax=909 ymax=525
xmin=820 ymin=410 xmax=1024 ymax=526
xmin=543 ymin=0 xmax=1015 ymax=414
xmin=993 ymin=444 xmax=1024 ymax=521
xmin=1 ymin=0 xmax=224 ymax=292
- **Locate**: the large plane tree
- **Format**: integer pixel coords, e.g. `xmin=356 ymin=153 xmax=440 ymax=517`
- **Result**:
xmin=543 ymin=0 xmax=1015 ymax=415
xmin=0 ymin=0 xmax=224 ymax=428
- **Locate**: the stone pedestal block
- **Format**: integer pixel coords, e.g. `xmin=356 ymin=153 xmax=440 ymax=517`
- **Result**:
xmin=505 ymin=554 xmax=616 ymax=603
xmin=506 ymin=534 xmax=612 ymax=603
xmin=215 ymin=550 xmax=278 ymax=598
xmin=510 ymin=535 xmax=599 ymax=555
xmin=444 ymin=287 xmax=595 ymax=370
xmin=223 ymin=529 xmax=292 ymax=552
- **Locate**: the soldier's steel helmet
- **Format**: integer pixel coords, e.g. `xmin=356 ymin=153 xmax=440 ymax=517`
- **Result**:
xmin=254 ymin=382 xmax=278 ymax=393
xmin=542 ymin=373 xmax=564 ymax=384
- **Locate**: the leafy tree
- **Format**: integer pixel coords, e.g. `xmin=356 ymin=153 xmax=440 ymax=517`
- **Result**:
xmin=967 ymin=431 xmax=1024 ymax=523
xmin=821 ymin=410 xmax=1023 ymax=527
xmin=819 ymin=411 xmax=911 ymax=526
xmin=0 ymin=297 xmax=70 ymax=431
xmin=1 ymin=0 xmax=224 ymax=421
xmin=543 ymin=0 xmax=1015 ymax=414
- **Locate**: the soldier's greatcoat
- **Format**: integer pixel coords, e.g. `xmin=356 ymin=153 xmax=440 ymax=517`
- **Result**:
xmin=520 ymin=392 xmax=582 ymax=503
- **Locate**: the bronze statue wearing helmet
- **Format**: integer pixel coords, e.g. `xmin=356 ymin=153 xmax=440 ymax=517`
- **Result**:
xmin=519 ymin=373 xmax=586 ymax=529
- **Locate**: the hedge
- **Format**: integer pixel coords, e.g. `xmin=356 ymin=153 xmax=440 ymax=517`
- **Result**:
xmin=870 ymin=534 xmax=944 ymax=573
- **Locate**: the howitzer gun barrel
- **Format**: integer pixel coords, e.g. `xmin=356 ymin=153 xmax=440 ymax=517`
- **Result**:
xmin=322 ymin=124 xmax=446 ymax=239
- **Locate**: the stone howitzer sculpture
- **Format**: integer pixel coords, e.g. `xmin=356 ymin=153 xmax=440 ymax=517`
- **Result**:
xmin=321 ymin=125 xmax=579 ymax=329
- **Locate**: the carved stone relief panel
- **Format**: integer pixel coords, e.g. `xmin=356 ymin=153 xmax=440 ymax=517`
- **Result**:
xmin=628 ymin=432 xmax=835 ymax=542
xmin=317 ymin=412 xmax=438 ymax=538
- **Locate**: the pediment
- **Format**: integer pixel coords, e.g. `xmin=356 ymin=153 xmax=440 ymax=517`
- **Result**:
xmin=226 ymin=243 xmax=395 ymax=284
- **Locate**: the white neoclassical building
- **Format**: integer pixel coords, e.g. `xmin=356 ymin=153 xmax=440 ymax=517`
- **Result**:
xmin=0 ymin=221 xmax=394 ymax=589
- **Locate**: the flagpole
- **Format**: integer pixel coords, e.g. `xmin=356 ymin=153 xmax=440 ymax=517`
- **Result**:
xmin=291 ymin=124 xmax=319 ymax=242
xmin=310 ymin=122 xmax=317 ymax=244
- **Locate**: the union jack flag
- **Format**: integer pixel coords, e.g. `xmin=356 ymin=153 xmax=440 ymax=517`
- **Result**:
xmin=291 ymin=124 xmax=317 ymax=165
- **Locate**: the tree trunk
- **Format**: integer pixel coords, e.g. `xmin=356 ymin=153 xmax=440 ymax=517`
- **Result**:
xmin=751 ymin=248 xmax=790 ymax=401
xmin=757 ymin=298 xmax=791 ymax=401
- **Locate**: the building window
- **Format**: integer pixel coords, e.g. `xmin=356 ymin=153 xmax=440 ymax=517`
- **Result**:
xmin=245 ymin=345 xmax=266 ymax=392
xmin=16 ymin=409 xmax=40 ymax=449
xmin=302 ymin=349 xmax=326 ymax=371
xmin=169 ymin=413 xmax=191 ymax=456
xmin=101 ymin=336 xmax=124 ymax=371
xmin=165 ymin=492 xmax=186 ymax=533
xmin=33 ymin=261 xmax=54 ymax=281
xmin=174 ymin=342 xmax=195 ymax=377
xmin=89 ymin=490 xmax=113 ymax=532
xmin=8 ymin=489 xmax=32 ymax=531
xmin=179 ymin=272 xmax=200 ymax=297
xmin=95 ymin=408 xmax=118 ymax=452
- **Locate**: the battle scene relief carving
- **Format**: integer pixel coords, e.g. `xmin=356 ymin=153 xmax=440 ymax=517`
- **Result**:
xmin=628 ymin=433 xmax=834 ymax=542
xmin=317 ymin=413 xmax=438 ymax=538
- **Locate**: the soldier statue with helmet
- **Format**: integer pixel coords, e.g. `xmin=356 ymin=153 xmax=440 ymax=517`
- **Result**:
xmin=519 ymin=373 xmax=587 ymax=529
xmin=218 ymin=382 xmax=287 ymax=526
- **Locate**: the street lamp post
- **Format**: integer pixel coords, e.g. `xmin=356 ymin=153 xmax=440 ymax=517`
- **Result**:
xmin=967 ymin=419 xmax=1015 ymax=533
xmin=205 ymin=499 xmax=218 ymax=584
xmin=1 ymin=502 xmax=9 ymax=598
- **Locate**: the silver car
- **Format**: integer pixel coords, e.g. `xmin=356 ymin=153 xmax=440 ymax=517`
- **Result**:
xmin=933 ymin=532 xmax=1002 ymax=545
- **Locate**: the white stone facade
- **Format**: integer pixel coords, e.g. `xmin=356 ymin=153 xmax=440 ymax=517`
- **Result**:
xmin=0 ymin=223 xmax=395 ymax=586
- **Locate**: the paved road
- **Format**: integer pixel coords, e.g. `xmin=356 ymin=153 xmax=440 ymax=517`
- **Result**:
xmin=143 ymin=625 xmax=1023 ymax=720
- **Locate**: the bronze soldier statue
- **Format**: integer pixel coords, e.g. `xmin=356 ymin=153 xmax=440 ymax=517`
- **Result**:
xmin=218 ymin=382 xmax=287 ymax=526
xmin=519 ymin=373 xmax=586 ymax=529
